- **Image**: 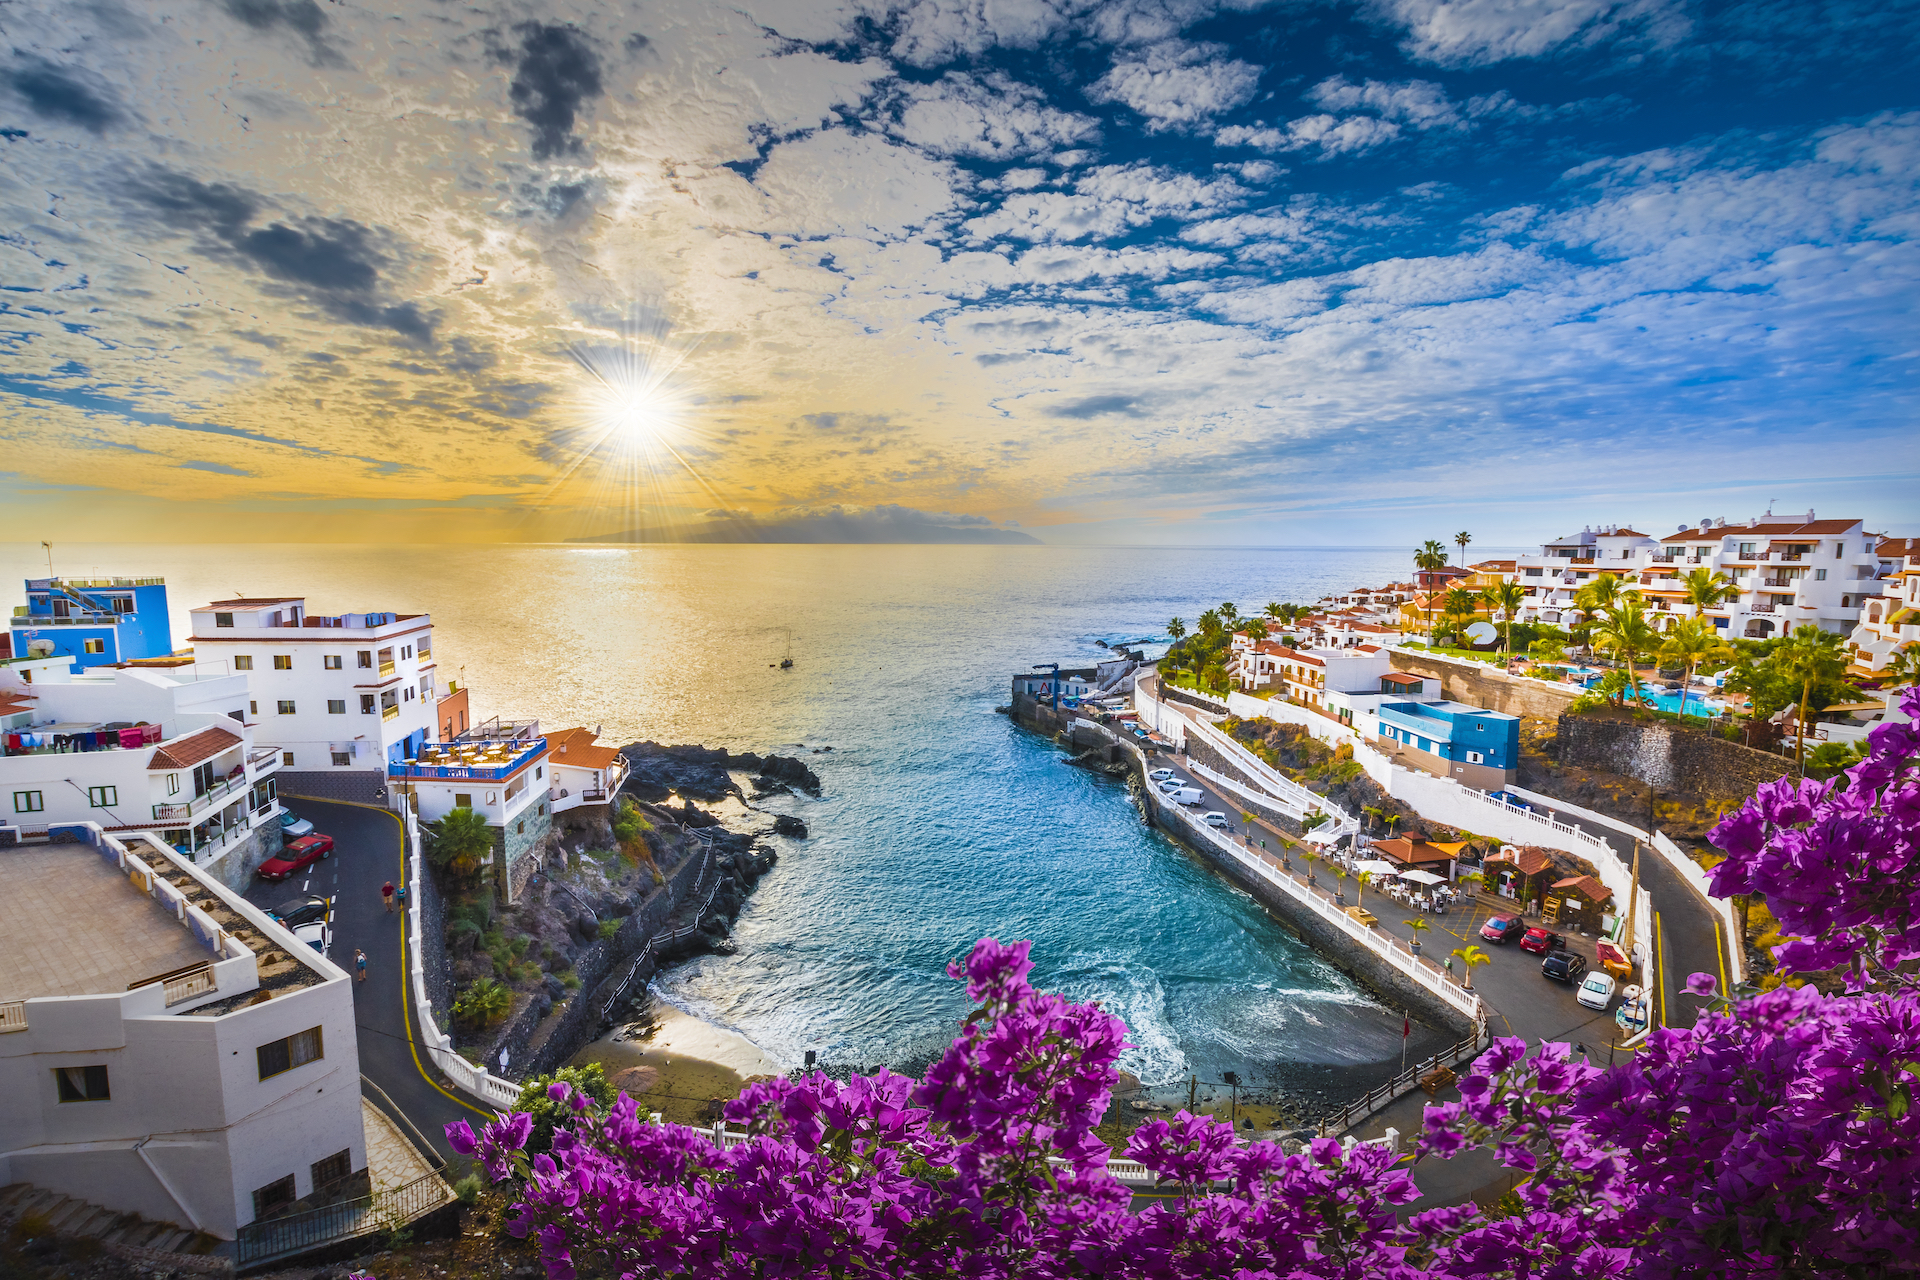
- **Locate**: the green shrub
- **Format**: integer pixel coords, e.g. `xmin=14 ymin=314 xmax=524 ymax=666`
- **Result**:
xmin=560 ymin=970 xmax=582 ymax=990
xmin=453 ymin=977 xmax=512 ymax=1027
xmin=509 ymin=1064 xmax=619 ymax=1153
xmin=509 ymin=934 xmax=531 ymax=958
xmin=598 ymin=918 xmax=623 ymax=940
xmin=453 ymin=1173 xmax=487 ymax=1205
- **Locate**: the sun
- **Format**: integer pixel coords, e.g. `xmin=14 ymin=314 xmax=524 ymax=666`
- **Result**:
xmin=590 ymin=377 xmax=682 ymax=451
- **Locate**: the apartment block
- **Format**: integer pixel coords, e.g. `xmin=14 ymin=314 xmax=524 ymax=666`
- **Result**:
xmin=1366 ymin=700 xmax=1520 ymax=789
xmin=1847 ymin=537 xmax=1920 ymax=680
xmin=387 ymin=734 xmax=553 ymax=904
xmin=186 ymin=598 xmax=437 ymax=804
xmin=6 ymin=577 xmax=175 ymax=673
xmin=0 ymin=823 xmax=364 ymax=1241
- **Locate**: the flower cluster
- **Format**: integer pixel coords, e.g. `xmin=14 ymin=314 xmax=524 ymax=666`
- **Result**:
xmin=442 ymin=701 xmax=1920 ymax=1278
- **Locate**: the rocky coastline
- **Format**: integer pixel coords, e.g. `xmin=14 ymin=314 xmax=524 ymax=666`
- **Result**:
xmin=436 ymin=742 xmax=814 ymax=1084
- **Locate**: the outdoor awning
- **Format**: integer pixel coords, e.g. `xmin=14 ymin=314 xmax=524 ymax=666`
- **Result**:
xmin=1399 ymin=869 xmax=1447 ymax=885
xmin=1355 ymin=859 xmax=1401 ymax=877
xmin=1427 ymin=841 xmax=1470 ymax=855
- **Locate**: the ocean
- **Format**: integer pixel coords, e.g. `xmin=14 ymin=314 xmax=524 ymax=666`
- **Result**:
xmin=5 ymin=542 xmax=1446 ymax=1100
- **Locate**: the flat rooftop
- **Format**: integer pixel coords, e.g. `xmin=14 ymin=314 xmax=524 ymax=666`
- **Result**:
xmin=0 ymin=843 xmax=212 ymax=1002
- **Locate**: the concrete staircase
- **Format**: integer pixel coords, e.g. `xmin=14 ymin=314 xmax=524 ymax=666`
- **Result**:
xmin=0 ymin=1181 xmax=221 ymax=1258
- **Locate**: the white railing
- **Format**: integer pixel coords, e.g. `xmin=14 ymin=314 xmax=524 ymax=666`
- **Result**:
xmin=0 ymin=1000 xmax=26 ymax=1033
xmin=1183 ymin=712 xmax=1355 ymax=828
xmin=1160 ymin=797 xmax=1483 ymax=1020
xmin=1187 ymin=759 xmax=1357 ymax=840
xmin=162 ymin=964 xmax=218 ymax=1006
xmin=1650 ymin=831 xmax=1746 ymax=987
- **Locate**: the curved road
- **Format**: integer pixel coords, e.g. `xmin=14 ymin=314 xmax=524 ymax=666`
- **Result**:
xmin=244 ymin=796 xmax=496 ymax=1168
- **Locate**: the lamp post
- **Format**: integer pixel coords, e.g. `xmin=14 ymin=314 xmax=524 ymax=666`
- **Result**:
xmin=1223 ymin=1071 xmax=1240 ymax=1129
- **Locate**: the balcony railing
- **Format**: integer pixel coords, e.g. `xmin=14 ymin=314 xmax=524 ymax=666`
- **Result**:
xmin=382 ymin=703 xmax=400 ymax=721
xmin=379 ymin=660 xmax=396 ymax=676
xmin=391 ymin=737 xmax=547 ymax=782
xmin=0 ymin=1000 xmax=26 ymax=1033
xmin=581 ymin=788 xmax=608 ymax=802
xmin=250 ymin=746 xmax=281 ymax=767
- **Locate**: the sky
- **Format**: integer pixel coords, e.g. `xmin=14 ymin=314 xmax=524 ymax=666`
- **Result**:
xmin=1 ymin=0 xmax=1916 ymax=545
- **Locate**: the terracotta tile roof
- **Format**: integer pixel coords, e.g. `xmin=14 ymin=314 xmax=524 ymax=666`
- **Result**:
xmin=1606 ymin=529 xmax=1649 ymax=538
xmin=0 ymin=691 xmax=37 ymax=716
xmin=1876 ymin=537 xmax=1919 ymax=557
xmin=1370 ymin=837 xmax=1456 ymax=866
xmin=1551 ymin=874 xmax=1612 ymax=904
xmin=199 ymin=597 xmax=304 ymax=608
xmin=147 ymin=724 xmax=243 ymax=770
xmin=548 ymin=726 xmax=622 ymax=769
xmin=1490 ymin=846 xmax=1554 ymax=876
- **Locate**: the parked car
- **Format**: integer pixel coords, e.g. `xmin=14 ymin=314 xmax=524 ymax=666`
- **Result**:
xmin=292 ymin=920 xmax=329 ymax=956
xmin=268 ymin=895 xmax=330 ymax=928
xmin=257 ymin=834 xmax=334 ymax=881
xmin=1520 ymin=927 xmax=1566 ymax=955
xmin=1172 ymin=788 xmax=1205 ymax=806
xmin=278 ymin=810 xmax=315 ymax=838
xmin=1202 ymin=811 xmax=1230 ymax=828
xmin=1542 ymin=951 xmax=1589 ymax=984
xmin=1576 ymin=970 xmax=1617 ymax=1010
xmin=1157 ymin=777 xmax=1186 ymax=793
xmin=1480 ymin=914 xmax=1524 ymax=944
xmin=1148 ymin=769 xmax=1175 ymax=781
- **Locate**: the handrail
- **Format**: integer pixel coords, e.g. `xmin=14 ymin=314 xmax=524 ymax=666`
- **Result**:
xmin=1317 ymin=1026 xmax=1490 ymax=1136
xmin=235 ymin=1167 xmax=450 ymax=1267
xmin=0 ymin=1000 xmax=26 ymax=1033
xmin=598 ymin=841 xmax=722 ymax=1019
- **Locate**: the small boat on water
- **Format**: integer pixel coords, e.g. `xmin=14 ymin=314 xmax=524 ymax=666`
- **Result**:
xmin=779 ymin=629 xmax=794 ymax=669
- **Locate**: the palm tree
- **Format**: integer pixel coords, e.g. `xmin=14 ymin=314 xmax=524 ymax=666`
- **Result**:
xmin=1454 ymin=530 xmax=1472 ymax=568
xmin=1442 ymin=587 xmax=1479 ymax=645
xmin=1573 ymin=573 xmax=1637 ymax=643
xmin=1882 ymin=643 xmax=1920 ymax=691
xmin=1777 ymin=624 xmax=1850 ymax=767
xmin=1264 ymin=601 xmax=1285 ymax=622
xmin=428 ymin=805 xmax=494 ymax=882
xmin=1483 ymin=580 xmax=1528 ymax=659
xmin=1450 ymin=944 xmax=1491 ymax=990
xmin=1404 ymin=916 xmax=1430 ymax=956
xmin=1167 ymin=616 xmax=1187 ymax=642
xmin=1198 ymin=608 xmax=1223 ymax=638
xmin=1681 ymin=566 xmax=1736 ymax=616
xmin=1593 ymin=602 xmax=1660 ymax=705
xmin=1357 ymin=870 xmax=1373 ymax=907
xmin=1218 ymin=602 xmax=1239 ymax=625
xmin=1659 ymin=617 xmax=1731 ymax=719
xmin=1414 ymin=541 xmax=1449 ymax=638
xmin=1241 ymin=617 xmax=1270 ymax=643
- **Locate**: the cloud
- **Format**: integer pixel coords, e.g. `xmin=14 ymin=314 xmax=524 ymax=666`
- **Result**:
xmin=1306 ymin=75 xmax=1463 ymax=131
xmin=215 ymin=0 xmax=342 ymax=66
xmin=1088 ymin=41 xmax=1263 ymax=131
xmin=179 ymin=460 xmax=252 ymax=476
xmin=1 ymin=57 xmax=125 ymax=133
xmin=123 ymin=169 xmax=436 ymax=342
xmin=1368 ymin=0 xmax=1690 ymax=68
xmin=577 ymin=503 xmax=1042 ymax=543
xmin=1051 ymin=393 xmax=1153 ymax=419
xmin=1218 ymin=115 xmax=1403 ymax=157
xmin=499 ymin=22 xmax=603 ymax=160
xmin=884 ymin=71 xmax=1099 ymax=159
xmin=754 ymin=131 xmax=958 ymax=238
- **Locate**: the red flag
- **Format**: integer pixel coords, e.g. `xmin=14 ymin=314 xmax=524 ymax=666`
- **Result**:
xmin=1402 ymin=1014 xmax=1411 ymax=1039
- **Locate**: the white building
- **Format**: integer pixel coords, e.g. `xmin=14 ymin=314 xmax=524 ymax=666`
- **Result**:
xmin=545 ymin=727 xmax=629 ymax=815
xmin=1513 ymin=525 xmax=1659 ymax=627
xmin=0 ymin=823 xmax=364 ymax=1241
xmin=185 ymin=598 xmax=438 ymax=803
xmin=388 ymin=735 xmax=554 ymax=904
xmin=1 ymin=655 xmax=284 ymax=887
xmin=1641 ymin=515 xmax=1878 ymax=639
xmin=1847 ymin=537 xmax=1920 ymax=681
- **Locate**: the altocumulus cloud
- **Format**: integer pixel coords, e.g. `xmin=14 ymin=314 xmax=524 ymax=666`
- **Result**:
xmin=579 ymin=504 xmax=1040 ymax=544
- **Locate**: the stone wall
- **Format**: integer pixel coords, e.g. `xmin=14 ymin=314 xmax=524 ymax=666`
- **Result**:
xmin=194 ymin=821 xmax=283 ymax=893
xmin=494 ymin=803 xmax=555 ymax=905
xmin=278 ymin=769 xmax=388 ymax=806
xmin=416 ymin=841 xmax=453 ymax=1024
xmin=1158 ymin=684 xmax=1231 ymax=715
xmin=1558 ymin=714 xmax=1791 ymax=799
xmin=1181 ymin=735 xmax=1309 ymax=838
xmin=1386 ymin=652 xmax=1580 ymax=722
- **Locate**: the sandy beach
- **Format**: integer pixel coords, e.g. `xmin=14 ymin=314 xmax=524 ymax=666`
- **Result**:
xmin=571 ymin=995 xmax=782 ymax=1126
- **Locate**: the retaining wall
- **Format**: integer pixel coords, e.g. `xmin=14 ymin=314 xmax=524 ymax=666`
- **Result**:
xmin=1382 ymin=650 xmax=1582 ymax=721
xmin=278 ymin=770 xmax=388 ymax=806
xmin=1557 ymin=715 xmax=1790 ymax=799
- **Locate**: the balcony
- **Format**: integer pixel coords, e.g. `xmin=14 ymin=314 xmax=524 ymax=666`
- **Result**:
xmin=382 ymin=703 xmax=400 ymax=721
xmin=249 ymin=746 xmax=281 ymax=768
xmin=379 ymin=660 xmax=396 ymax=676
xmin=153 ymin=770 xmax=253 ymax=822
xmin=390 ymin=737 xmax=546 ymax=782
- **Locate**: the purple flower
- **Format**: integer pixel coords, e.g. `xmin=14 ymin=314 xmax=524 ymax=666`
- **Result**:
xmin=1684 ymin=972 xmax=1717 ymax=998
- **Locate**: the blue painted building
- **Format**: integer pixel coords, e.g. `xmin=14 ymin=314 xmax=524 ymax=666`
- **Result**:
xmin=1372 ymin=699 xmax=1520 ymax=788
xmin=7 ymin=577 xmax=174 ymax=672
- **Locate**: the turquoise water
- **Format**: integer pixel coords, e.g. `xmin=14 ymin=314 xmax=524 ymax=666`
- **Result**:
xmin=3 ymin=543 xmax=1449 ymax=1096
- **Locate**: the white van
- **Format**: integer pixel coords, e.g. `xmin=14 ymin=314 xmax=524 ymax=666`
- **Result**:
xmin=1173 ymin=788 xmax=1205 ymax=806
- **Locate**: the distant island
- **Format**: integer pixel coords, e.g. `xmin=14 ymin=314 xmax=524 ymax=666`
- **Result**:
xmin=573 ymin=504 xmax=1042 ymax=545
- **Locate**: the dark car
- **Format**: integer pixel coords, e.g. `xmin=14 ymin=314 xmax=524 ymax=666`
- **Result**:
xmin=1542 ymin=951 xmax=1589 ymax=984
xmin=257 ymin=834 xmax=334 ymax=881
xmin=268 ymin=895 xmax=330 ymax=927
xmin=1520 ymin=927 xmax=1566 ymax=955
xmin=1480 ymin=914 xmax=1524 ymax=944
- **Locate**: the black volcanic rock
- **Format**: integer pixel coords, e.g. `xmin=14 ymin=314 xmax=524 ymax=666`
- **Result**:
xmin=619 ymin=741 xmax=822 ymax=801
xmin=772 ymin=814 xmax=809 ymax=838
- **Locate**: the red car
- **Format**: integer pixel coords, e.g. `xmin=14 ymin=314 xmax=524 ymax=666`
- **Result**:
xmin=1480 ymin=914 xmax=1523 ymax=944
xmin=258 ymin=834 xmax=334 ymax=881
xmin=1520 ymin=927 xmax=1566 ymax=955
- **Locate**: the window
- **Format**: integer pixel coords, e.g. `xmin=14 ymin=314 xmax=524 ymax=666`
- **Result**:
xmin=535 ymin=766 xmax=543 ymax=780
xmin=357 ymin=651 xmax=372 ymax=668
xmin=401 ymin=645 xmax=411 ymax=660
xmin=256 ymin=1026 xmax=324 ymax=1080
xmin=252 ymin=1175 xmax=296 ymax=1221
xmin=193 ymin=761 xmax=217 ymax=796
xmin=278 ymin=700 xmax=296 ymax=715
xmin=311 ymin=1149 xmax=352 ymax=1188
xmin=1815 ymin=568 xmax=1827 ymax=581
xmin=419 ymin=640 xmax=431 ymax=658
xmin=54 ymin=1065 xmax=111 ymax=1102
xmin=323 ymin=654 xmax=343 ymax=670
xmin=485 ymin=791 xmax=498 ymax=805
xmin=87 ymin=785 xmax=117 ymax=808
xmin=273 ymin=655 xmax=292 ymax=670
xmin=327 ymin=699 xmax=346 ymax=714
xmin=455 ymin=793 xmax=471 ymax=808
xmin=13 ymin=790 xmax=44 ymax=813
xmin=1836 ymin=544 xmax=1843 ymax=560
xmin=234 ymin=655 xmax=254 ymax=670
xmin=282 ymin=751 xmax=295 ymax=766
xmin=360 ymin=695 xmax=376 ymax=714
xmin=538 ymin=802 xmax=546 ymax=816
xmin=1466 ymin=750 xmax=1485 ymax=765
xmin=83 ymin=638 xmax=105 ymax=655
xmin=215 ymin=612 xmax=234 ymax=628
xmin=167 ymin=773 xmax=180 ymax=796
xmin=403 ymin=687 xmax=412 ymax=701
xmin=517 ymin=820 xmax=525 ymax=835
xmin=419 ymin=676 xmax=432 ymax=697
xmin=250 ymin=700 xmax=259 ymax=715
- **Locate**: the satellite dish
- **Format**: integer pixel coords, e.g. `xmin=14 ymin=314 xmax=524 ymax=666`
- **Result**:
xmin=1465 ymin=621 xmax=1499 ymax=646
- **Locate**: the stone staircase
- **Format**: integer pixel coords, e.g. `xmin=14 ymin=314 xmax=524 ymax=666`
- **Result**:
xmin=0 ymin=1182 xmax=225 ymax=1263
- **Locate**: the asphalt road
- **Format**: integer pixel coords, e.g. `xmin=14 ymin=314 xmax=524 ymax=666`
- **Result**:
xmin=246 ymin=796 xmax=496 ymax=1169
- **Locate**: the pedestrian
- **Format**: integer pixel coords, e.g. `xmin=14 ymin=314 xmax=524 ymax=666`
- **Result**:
xmin=395 ymin=882 xmax=408 ymax=910
xmin=381 ymin=880 xmax=396 ymax=912
xmin=354 ymin=949 xmax=368 ymax=983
